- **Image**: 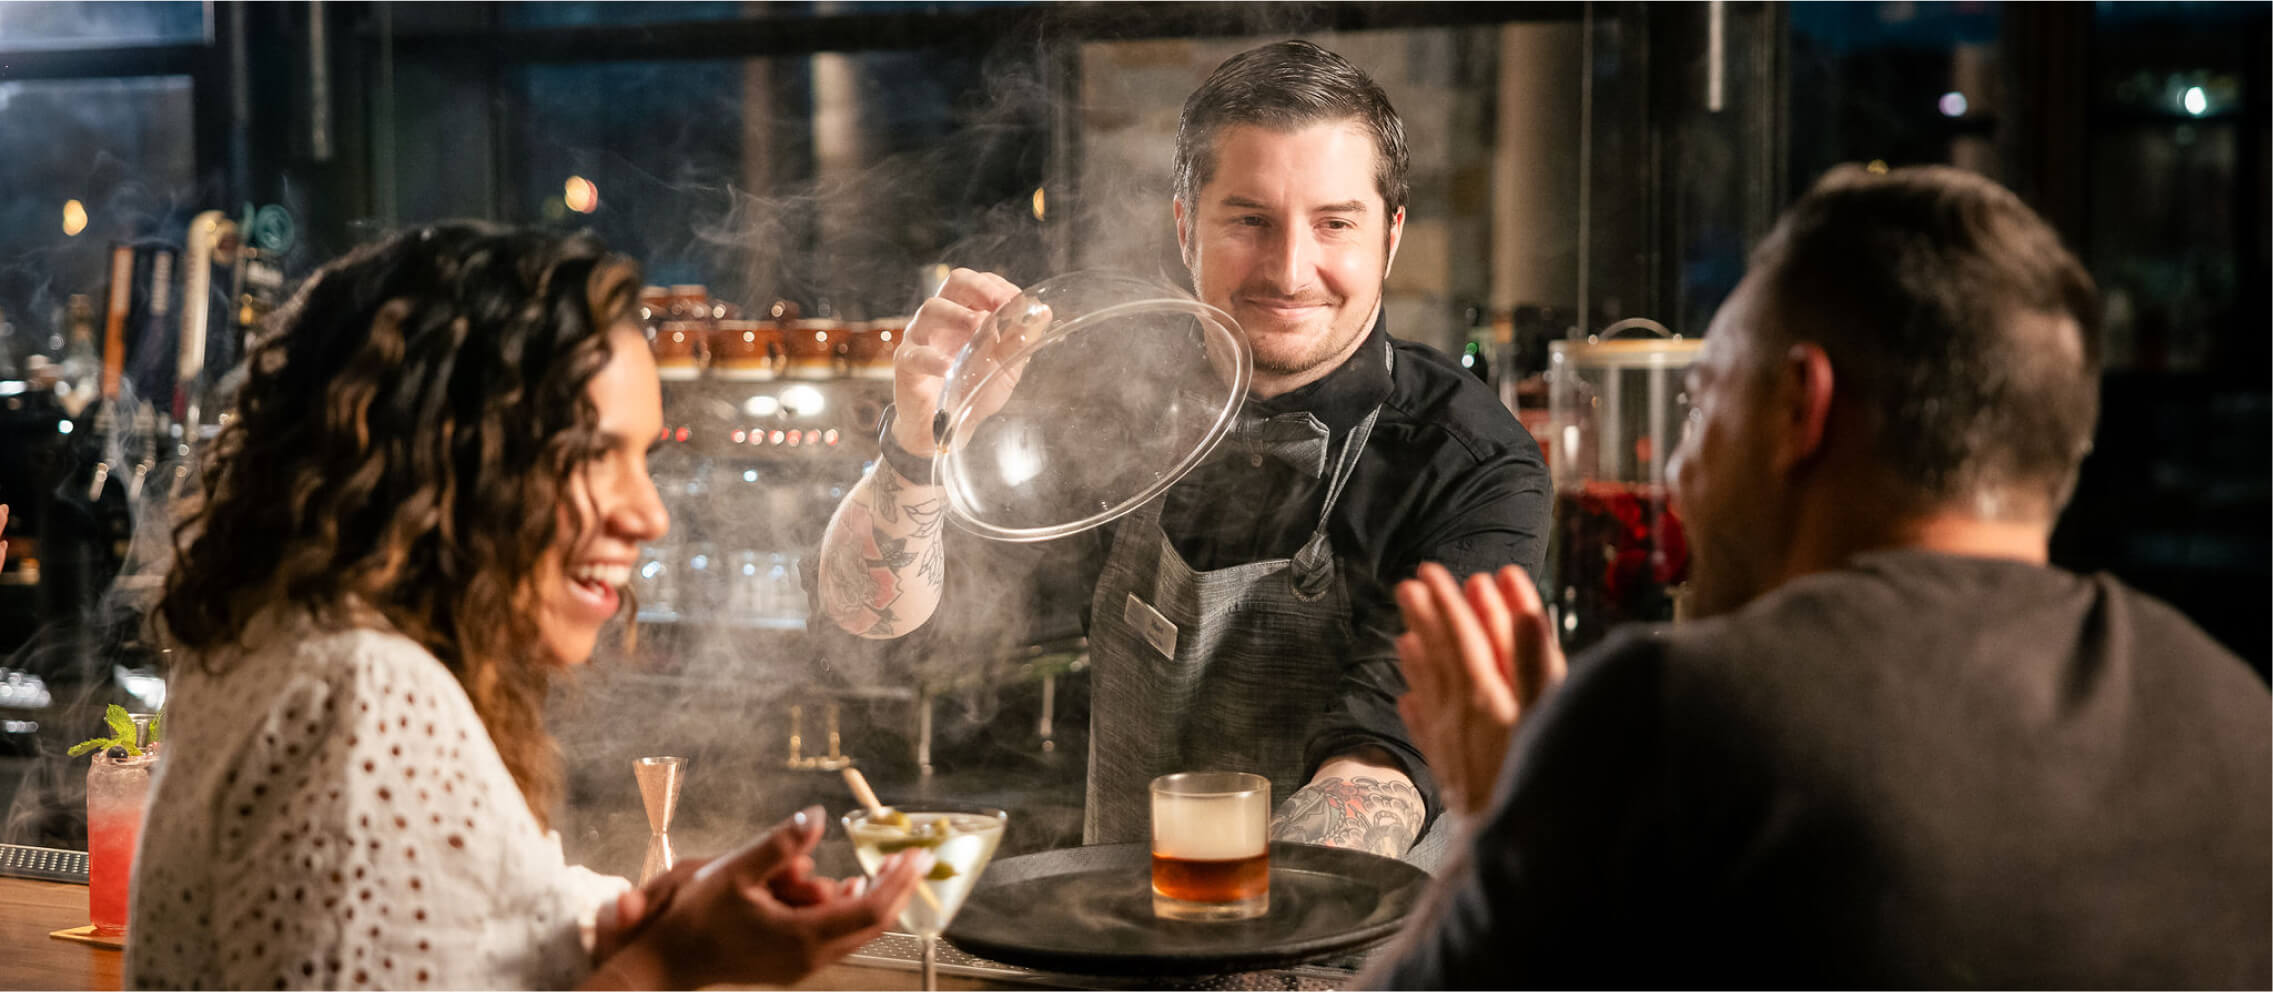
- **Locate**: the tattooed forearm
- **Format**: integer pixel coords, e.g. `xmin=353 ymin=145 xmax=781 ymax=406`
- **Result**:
xmin=817 ymin=459 xmax=951 ymax=638
xmin=871 ymin=457 xmax=904 ymax=524
xmin=1270 ymin=776 xmax=1424 ymax=858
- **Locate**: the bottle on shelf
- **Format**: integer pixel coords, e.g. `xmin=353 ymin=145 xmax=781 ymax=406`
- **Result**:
xmin=0 ymin=306 xmax=20 ymax=379
xmin=57 ymin=295 xmax=101 ymax=418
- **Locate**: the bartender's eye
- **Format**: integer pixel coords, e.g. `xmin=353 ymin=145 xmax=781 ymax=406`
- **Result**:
xmin=1232 ymin=215 xmax=1267 ymax=228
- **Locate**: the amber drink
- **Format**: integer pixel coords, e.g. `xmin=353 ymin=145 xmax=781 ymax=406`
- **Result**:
xmin=1150 ymin=772 xmax=1269 ymax=921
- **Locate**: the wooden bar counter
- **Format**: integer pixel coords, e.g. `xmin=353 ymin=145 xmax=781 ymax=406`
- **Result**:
xmin=2 ymin=877 xmax=119 ymax=992
xmin=0 ymin=876 xmax=1032 ymax=991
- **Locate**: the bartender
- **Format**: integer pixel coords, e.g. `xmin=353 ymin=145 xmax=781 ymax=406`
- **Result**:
xmin=814 ymin=40 xmax=1549 ymax=862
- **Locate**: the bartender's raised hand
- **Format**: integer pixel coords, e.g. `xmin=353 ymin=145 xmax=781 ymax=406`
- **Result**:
xmin=894 ymin=268 xmax=1041 ymax=455
xmin=583 ymin=805 xmax=930 ymax=990
xmin=1394 ymin=563 xmax=1566 ymax=818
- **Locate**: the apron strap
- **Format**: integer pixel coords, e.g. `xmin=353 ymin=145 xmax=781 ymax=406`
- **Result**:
xmin=1290 ymin=344 xmax=1394 ymax=596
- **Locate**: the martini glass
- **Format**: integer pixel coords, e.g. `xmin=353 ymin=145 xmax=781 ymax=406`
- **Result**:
xmin=843 ymin=803 xmax=1008 ymax=991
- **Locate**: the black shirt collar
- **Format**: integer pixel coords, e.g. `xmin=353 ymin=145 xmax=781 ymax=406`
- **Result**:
xmin=1246 ymin=308 xmax=1394 ymax=435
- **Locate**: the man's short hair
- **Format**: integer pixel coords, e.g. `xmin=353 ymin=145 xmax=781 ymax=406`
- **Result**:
xmin=1751 ymin=164 xmax=2101 ymax=517
xmin=1173 ymin=40 xmax=1410 ymax=219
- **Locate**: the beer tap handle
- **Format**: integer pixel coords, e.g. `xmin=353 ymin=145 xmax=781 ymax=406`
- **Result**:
xmin=785 ymin=703 xmax=806 ymax=768
xmin=87 ymin=462 xmax=111 ymax=503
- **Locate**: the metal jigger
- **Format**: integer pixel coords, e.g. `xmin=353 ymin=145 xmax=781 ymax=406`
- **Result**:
xmin=634 ymin=756 xmax=685 ymax=885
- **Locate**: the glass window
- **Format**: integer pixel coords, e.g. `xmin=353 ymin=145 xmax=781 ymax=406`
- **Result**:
xmin=0 ymin=75 xmax=195 ymax=350
xmin=0 ymin=1 xmax=205 ymax=49
xmin=489 ymin=49 xmax=1051 ymax=319
xmin=2086 ymin=1 xmax=2265 ymax=373
xmin=497 ymin=2 xmax=1029 ymax=29
xmin=501 ymin=2 xmax=753 ymax=29
xmin=1788 ymin=0 xmax=2005 ymax=184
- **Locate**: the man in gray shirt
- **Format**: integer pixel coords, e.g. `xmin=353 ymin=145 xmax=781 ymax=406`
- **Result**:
xmin=1374 ymin=164 xmax=2270 ymax=987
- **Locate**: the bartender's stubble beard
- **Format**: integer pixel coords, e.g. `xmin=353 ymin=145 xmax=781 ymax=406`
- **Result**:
xmin=1189 ymin=228 xmax=1398 ymax=399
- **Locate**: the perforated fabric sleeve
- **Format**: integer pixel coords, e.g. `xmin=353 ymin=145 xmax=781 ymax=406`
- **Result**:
xmin=126 ymin=615 xmax=628 ymax=990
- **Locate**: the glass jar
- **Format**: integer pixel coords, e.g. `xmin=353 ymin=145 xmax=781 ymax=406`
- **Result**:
xmin=1545 ymin=320 xmax=1700 ymax=651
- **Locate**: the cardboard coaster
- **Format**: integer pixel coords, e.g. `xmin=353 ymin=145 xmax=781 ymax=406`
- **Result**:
xmin=49 ymin=924 xmax=126 ymax=950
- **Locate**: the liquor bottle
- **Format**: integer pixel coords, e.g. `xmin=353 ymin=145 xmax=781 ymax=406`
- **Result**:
xmin=176 ymin=210 xmax=234 ymax=432
xmin=127 ymin=246 xmax=178 ymax=411
xmin=99 ymin=243 xmax=134 ymax=402
xmin=0 ymin=306 xmax=19 ymax=379
xmin=1458 ymin=304 xmax=1495 ymax=387
xmin=57 ymin=296 xmax=100 ymax=418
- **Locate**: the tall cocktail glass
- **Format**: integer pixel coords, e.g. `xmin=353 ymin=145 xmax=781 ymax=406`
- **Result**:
xmin=87 ymin=748 xmax=157 ymax=935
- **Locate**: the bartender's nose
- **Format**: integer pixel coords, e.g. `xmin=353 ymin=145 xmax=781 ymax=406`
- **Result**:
xmin=1264 ymin=225 xmax=1311 ymax=293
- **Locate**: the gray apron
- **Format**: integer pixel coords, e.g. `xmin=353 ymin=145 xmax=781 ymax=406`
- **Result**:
xmin=1084 ymin=347 xmax=1452 ymax=870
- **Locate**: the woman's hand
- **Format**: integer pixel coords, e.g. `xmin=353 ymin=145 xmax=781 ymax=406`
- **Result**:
xmin=584 ymin=805 xmax=931 ymax=989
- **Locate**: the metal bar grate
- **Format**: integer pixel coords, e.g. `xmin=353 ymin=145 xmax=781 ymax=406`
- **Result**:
xmin=846 ymin=932 xmax=1041 ymax=982
xmin=0 ymin=844 xmax=90 ymax=884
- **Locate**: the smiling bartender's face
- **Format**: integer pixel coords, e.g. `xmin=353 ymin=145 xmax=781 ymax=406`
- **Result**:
xmin=1177 ymin=120 xmax=1405 ymax=397
xmin=536 ymin=324 xmax=670 ymax=666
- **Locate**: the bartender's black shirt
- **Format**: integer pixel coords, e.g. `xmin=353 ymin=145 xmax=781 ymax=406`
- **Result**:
xmin=964 ymin=312 xmax=1551 ymax=830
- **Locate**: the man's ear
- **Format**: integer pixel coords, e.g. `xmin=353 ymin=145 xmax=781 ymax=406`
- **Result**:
xmin=1174 ymin=199 xmax=1195 ymax=270
xmin=1384 ymin=206 xmax=1405 ymax=278
xmin=1773 ymin=342 xmax=1835 ymax=472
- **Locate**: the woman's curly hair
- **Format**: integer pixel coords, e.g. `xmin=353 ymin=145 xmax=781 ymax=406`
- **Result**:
xmin=159 ymin=222 xmax=643 ymax=827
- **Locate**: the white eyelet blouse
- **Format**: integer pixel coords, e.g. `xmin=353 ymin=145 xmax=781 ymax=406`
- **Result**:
xmin=125 ymin=611 xmax=628 ymax=990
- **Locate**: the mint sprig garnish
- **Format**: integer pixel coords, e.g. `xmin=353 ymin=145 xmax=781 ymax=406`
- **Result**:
xmin=67 ymin=704 xmax=152 ymax=758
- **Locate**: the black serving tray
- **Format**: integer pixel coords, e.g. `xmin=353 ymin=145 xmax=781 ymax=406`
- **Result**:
xmin=944 ymin=842 xmax=1429 ymax=977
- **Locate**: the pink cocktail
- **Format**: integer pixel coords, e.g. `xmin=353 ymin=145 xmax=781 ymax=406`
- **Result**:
xmin=87 ymin=749 xmax=156 ymax=935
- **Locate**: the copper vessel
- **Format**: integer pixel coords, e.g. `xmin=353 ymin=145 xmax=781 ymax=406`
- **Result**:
xmin=847 ymin=317 xmax=905 ymax=379
xmin=784 ymin=318 xmax=846 ymax=379
xmin=712 ymin=319 xmax=783 ymax=380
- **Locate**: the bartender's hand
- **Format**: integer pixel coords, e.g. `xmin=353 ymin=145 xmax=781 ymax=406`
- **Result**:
xmin=1394 ymin=563 xmax=1566 ymax=818
xmin=0 ymin=504 xmax=9 ymax=571
xmin=583 ymin=805 xmax=930 ymax=990
xmin=893 ymin=268 xmax=1040 ymax=454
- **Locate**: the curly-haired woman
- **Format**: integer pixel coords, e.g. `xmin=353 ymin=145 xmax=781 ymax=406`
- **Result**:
xmin=126 ymin=224 xmax=927 ymax=989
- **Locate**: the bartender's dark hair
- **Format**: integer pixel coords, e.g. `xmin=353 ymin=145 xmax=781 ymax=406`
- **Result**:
xmin=1174 ymin=40 xmax=1410 ymax=220
xmin=1750 ymin=164 xmax=2101 ymax=518
xmin=159 ymin=222 xmax=642 ymax=828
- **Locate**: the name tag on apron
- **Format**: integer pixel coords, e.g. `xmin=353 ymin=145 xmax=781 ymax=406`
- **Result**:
xmin=1123 ymin=593 xmax=1179 ymax=658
